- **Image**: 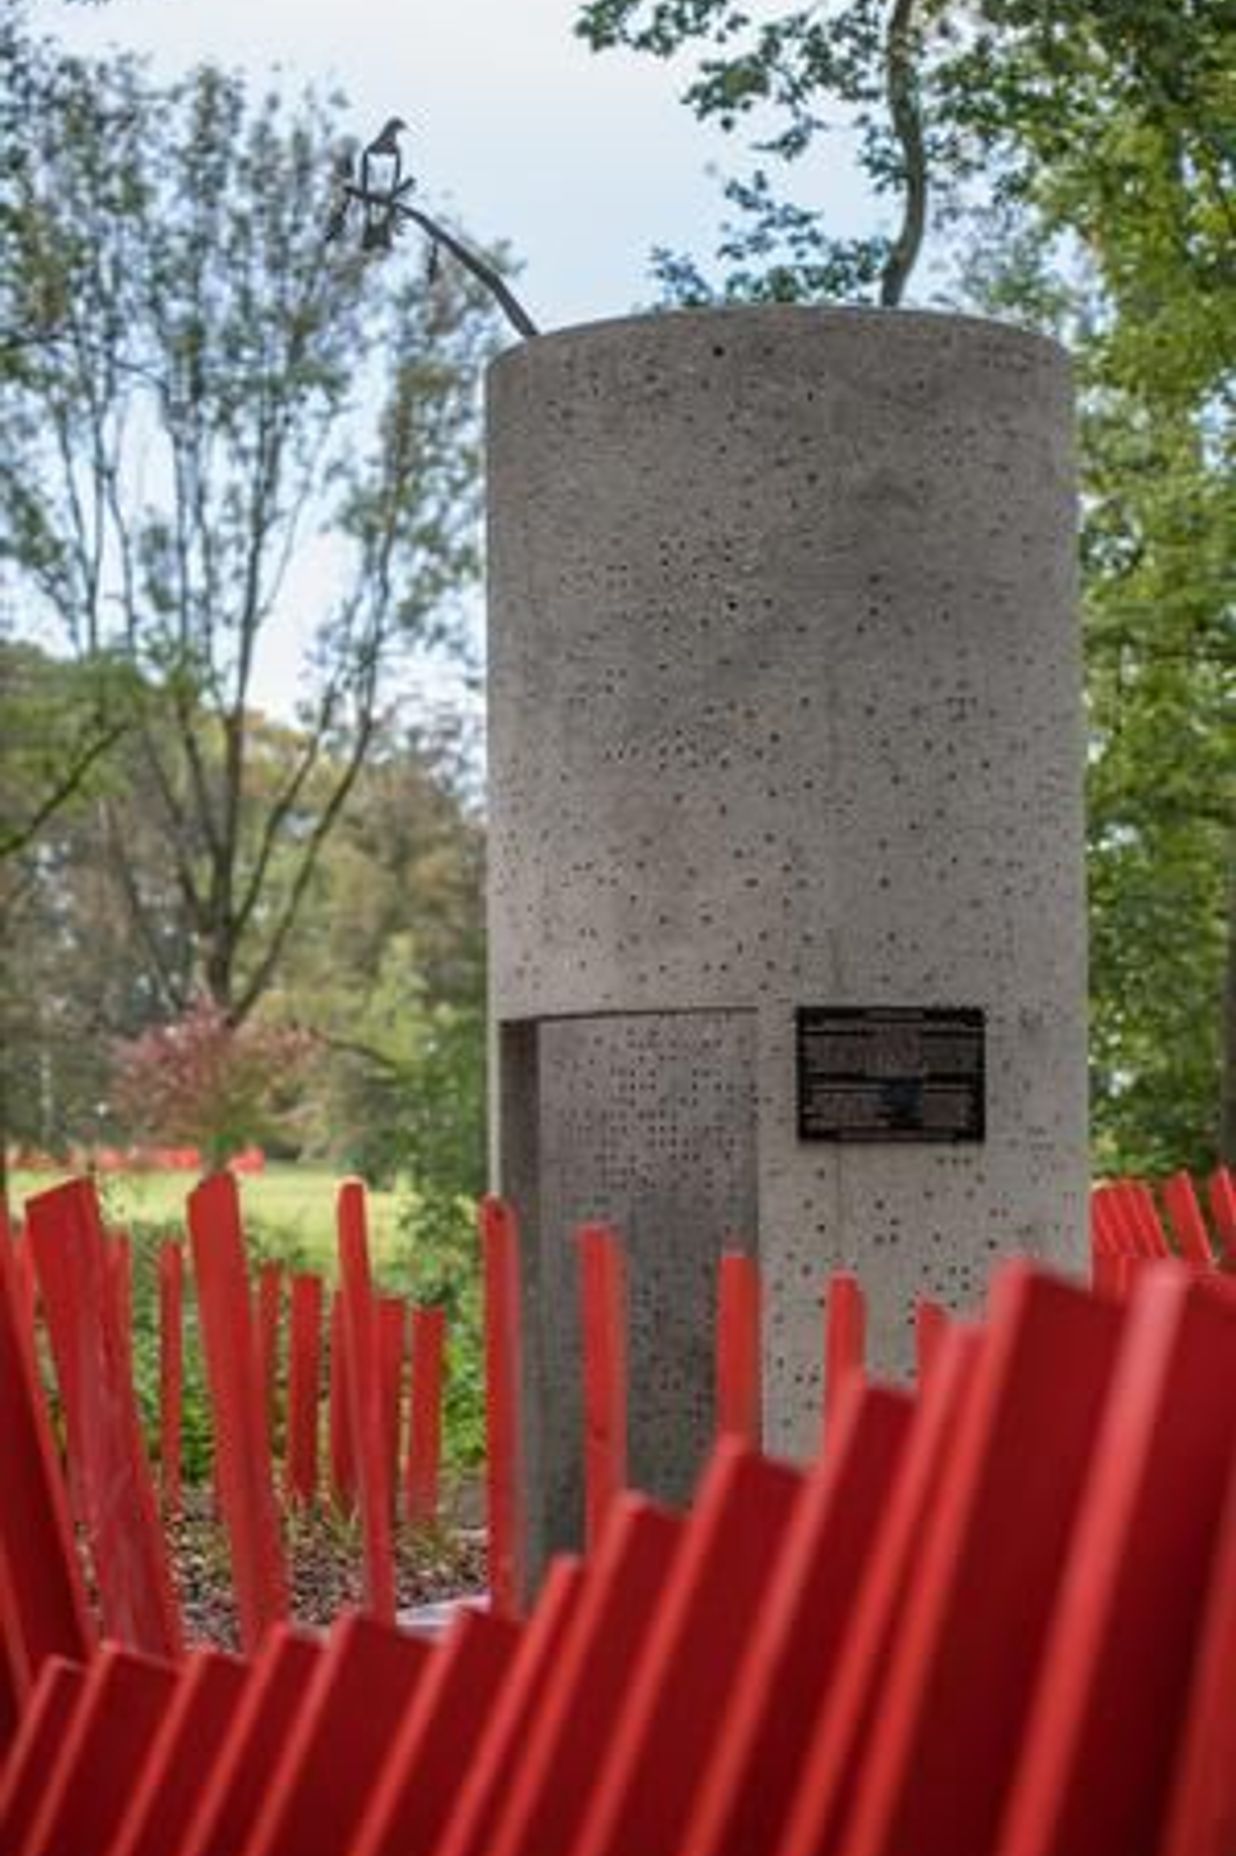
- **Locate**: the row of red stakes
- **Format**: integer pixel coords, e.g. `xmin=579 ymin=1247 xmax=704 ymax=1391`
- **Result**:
xmin=2 ymin=1165 xmax=1231 ymax=1656
xmin=3 ymin=1249 xmax=1233 ymax=1856
xmin=1091 ymin=1166 xmax=1235 ymax=1293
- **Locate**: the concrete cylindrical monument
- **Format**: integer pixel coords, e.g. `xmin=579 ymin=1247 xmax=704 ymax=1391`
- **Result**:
xmin=486 ymin=306 xmax=1087 ymax=1566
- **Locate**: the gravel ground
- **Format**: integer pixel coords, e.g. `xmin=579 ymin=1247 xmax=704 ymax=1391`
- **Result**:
xmin=169 ymin=1487 xmax=487 ymax=1650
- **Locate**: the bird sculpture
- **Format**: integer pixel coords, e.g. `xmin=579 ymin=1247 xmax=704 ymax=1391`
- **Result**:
xmin=360 ymin=117 xmax=409 ymax=251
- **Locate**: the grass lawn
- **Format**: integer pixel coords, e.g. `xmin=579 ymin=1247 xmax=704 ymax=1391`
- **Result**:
xmin=9 ymin=1162 xmax=404 ymax=1278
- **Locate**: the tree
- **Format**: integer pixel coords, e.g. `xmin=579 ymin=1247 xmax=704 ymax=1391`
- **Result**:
xmin=280 ymin=714 xmax=486 ymax=1185
xmin=111 ymin=998 xmax=310 ymax=1171
xmin=1 ymin=27 xmax=500 ymax=1026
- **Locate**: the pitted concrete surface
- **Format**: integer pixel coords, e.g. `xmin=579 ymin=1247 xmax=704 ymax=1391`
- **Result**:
xmin=486 ymin=307 xmax=1087 ymax=1523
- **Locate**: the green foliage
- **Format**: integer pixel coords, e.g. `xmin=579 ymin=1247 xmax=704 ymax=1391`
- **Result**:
xmin=111 ymin=999 xmax=312 ymax=1171
xmin=1 ymin=24 xmax=499 ymax=1030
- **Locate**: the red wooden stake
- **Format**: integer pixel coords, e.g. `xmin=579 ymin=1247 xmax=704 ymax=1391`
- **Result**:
xmin=406 ymin=1306 xmax=446 ymax=1530
xmin=0 ymin=1209 xmax=93 ymax=1699
xmin=352 ymin=1609 xmax=522 ymax=1856
xmin=255 ymin=1262 xmax=283 ymax=1452
xmin=1208 ymin=1166 xmax=1236 ymax=1262
xmin=823 ymin=1270 xmax=866 ymax=1440
xmin=285 ymin=1274 xmax=323 ymax=1508
xmin=337 ymin=1179 xmax=396 ymax=1621
xmin=108 ymin=1649 xmax=248 ymax=1856
xmin=914 ymin=1297 xmax=948 ymax=1387
xmin=242 ymin=1612 xmax=431 ymax=1856
xmin=715 ymin=1250 xmax=761 ymax=1447
xmin=110 ymin=1233 xmax=136 ymax=1394
xmin=480 ymin=1195 xmax=526 ymax=1618
xmin=1161 ymin=1170 xmax=1217 ymax=1268
xmin=579 ymin=1223 xmax=629 ymax=1554
xmin=187 ymin=1172 xmax=288 ymax=1653
xmin=434 ymin=1556 xmax=585 ymax=1856
xmin=569 ymin=1445 xmax=803 ymax=1856
xmin=27 ymin=1179 xmax=181 ymax=1661
xmin=486 ymin=1497 xmax=684 ymax=1856
xmin=159 ymin=1243 xmax=184 ymax=1517
xmin=377 ymin=1296 xmax=407 ymax=1522
xmin=177 ymin=1626 xmax=322 ymax=1856
xmin=22 ymin=1642 xmax=178 ymax=1856
xmin=0 ymin=1658 xmax=86 ymax=1852
xmin=329 ymin=1290 xmax=356 ymax=1514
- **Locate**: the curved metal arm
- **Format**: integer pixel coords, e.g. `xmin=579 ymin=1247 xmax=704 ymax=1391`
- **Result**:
xmin=343 ymin=182 xmax=541 ymax=340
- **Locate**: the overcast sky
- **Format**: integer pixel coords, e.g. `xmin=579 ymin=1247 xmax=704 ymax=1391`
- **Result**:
xmin=45 ymin=0 xmax=876 ymax=329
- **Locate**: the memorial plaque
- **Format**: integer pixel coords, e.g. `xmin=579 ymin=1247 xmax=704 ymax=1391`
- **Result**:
xmin=796 ymin=1007 xmax=985 ymax=1142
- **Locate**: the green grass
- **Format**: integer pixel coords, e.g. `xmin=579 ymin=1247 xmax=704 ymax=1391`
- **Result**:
xmin=10 ymin=1163 xmax=403 ymax=1277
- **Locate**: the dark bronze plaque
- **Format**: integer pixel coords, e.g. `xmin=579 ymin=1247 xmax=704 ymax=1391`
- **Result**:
xmin=796 ymin=1006 xmax=985 ymax=1143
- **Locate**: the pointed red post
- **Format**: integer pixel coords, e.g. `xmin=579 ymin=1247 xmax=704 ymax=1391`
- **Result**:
xmin=579 ymin=1223 xmax=629 ymax=1554
xmin=285 ymin=1274 xmax=323 ymax=1508
xmin=0 ymin=1207 xmax=93 ymax=1700
xmin=338 ymin=1179 xmax=396 ymax=1621
xmin=480 ymin=1195 xmax=525 ymax=1618
xmin=823 ymin=1269 xmax=866 ymax=1440
xmin=27 ymin=1179 xmax=181 ymax=1660
xmin=1208 ymin=1166 xmax=1236 ymax=1262
xmin=329 ymin=1290 xmax=356 ymax=1514
xmin=159 ymin=1243 xmax=184 ymax=1517
xmin=1161 ymin=1171 xmax=1216 ymax=1269
xmin=188 ymin=1172 xmax=288 ymax=1652
xmin=914 ymin=1296 xmax=948 ymax=1387
xmin=255 ymin=1262 xmax=283 ymax=1444
xmin=377 ymin=1296 xmax=407 ymax=1523
xmin=715 ymin=1250 xmax=761 ymax=1447
xmin=406 ymin=1306 xmax=446 ymax=1530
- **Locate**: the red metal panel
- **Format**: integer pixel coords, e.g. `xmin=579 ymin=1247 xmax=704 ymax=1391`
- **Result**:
xmin=337 ymin=1180 xmax=396 ymax=1620
xmin=995 ymin=1270 xmax=1236 ymax=1856
xmin=110 ymin=1234 xmax=135 ymax=1395
xmin=353 ymin=1609 xmax=522 ymax=1856
xmin=432 ymin=1556 xmax=585 ymax=1856
xmin=683 ymin=1385 xmax=914 ymax=1856
xmin=777 ymin=1326 xmax=984 ymax=1856
xmin=285 ymin=1274 xmax=323 ymax=1507
xmin=0 ymin=1658 xmax=85 ymax=1853
xmin=571 ymin=1443 xmax=803 ymax=1856
xmin=158 ymin=1242 xmax=184 ymax=1516
xmin=486 ymin=1495 xmax=684 ymax=1856
xmin=838 ymin=1265 xmax=1126 ymax=1856
xmin=255 ymin=1262 xmax=283 ymax=1451
xmin=242 ymin=1611 xmax=431 ymax=1856
xmin=822 ymin=1271 xmax=865 ymax=1440
xmin=1161 ymin=1171 xmax=1217 ymax=1268
xmin=715 ymin=1251 xmax=761 ymax=1447
xmin=26 ymin=1179 xmax=180 ymax=1660
xmin=578 ymin=1224 xmax=629 ymax=1553
xmin=328 ymin=1291 xmax=356 ymax=1513
xmin=187 ymin=1173 xmax=287 ymax=1652
xmin=1208 ymin=1165 xmax=1236 ymax=1261
xmin=1161 ymin=1452 xmax=1236 ymax=1856
xmin=913 ymin=1297 xmax=948 ymax=1386
xmin=0 ymin=1210 xmax=93 ymax=1697
xmin=377 ymin=1295 xmax=407 ymax=1521
xmin=108 ymin=1649 xmax=248 ymax=1856
xmin=479 ymin=1195 xmax=525 ymax=1617
xmin=406 ymin=1306 xmax=446 ymax=1530
xmin=19 ymin=1642 xmax=176 ymax=1856
xmin=177 ymin=1626 xmax=321 ymax=1856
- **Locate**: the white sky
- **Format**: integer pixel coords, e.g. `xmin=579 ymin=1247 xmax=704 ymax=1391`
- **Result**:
xmin=37 ymin=0 xmax=880 ymax=717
